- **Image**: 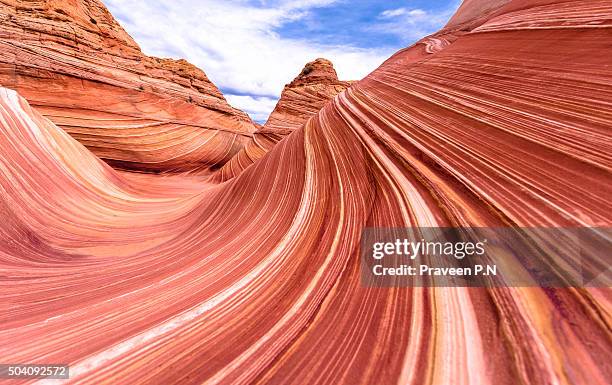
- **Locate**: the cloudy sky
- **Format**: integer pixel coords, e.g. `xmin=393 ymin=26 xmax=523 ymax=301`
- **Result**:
xmin=104 ymin=0 xmax=460 ymax=123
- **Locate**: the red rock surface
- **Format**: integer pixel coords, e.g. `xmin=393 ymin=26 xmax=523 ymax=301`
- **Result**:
xmin=265 ymin=58 xmax=353 ymax=131
xmin=0 ymin=0 xmax=256 ymax=173
xmin=215 ymin=58 xmax=353 ymax=181
xmin=0 ymin=1 xmax=611 ymax=385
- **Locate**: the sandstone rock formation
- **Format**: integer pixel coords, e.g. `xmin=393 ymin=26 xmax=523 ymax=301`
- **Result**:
xmin=1 ymin=1 xmax=611 ymax=385
xmin=265 ymin=58 xmax=353 ymax=131
xmin=0 ymin=0 xmax=256 ymax=173
xmin=214 ymin=58 xmax=353 ymax=181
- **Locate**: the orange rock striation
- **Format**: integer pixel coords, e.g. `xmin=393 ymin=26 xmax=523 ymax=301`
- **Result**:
xmin=214 ymin=58 xmax=353 ymax=181
xmin=0 ymin=0 xmax=256 ymax=173
xmin=0 ymin=1 xmax=611 ymax=385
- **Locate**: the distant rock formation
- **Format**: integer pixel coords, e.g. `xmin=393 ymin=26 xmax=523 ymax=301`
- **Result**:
xmin=264 ymin=58 xmax=353 ymax=131
xmin=214 ymin=58 xmax=353 ymax=181
xmin=0 ymin=0 xmax=256 ymax=173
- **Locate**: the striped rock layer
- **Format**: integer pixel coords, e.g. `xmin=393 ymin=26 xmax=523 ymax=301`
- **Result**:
xmin=214 ymin=58 xmax=353 ymax=181
xmin=0 ymin=0 xmax=256 ymax=173
xmin=1 ymin=1 xmax=611 ymax=385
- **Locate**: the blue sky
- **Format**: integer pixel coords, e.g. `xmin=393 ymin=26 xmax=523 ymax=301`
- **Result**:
xmin=104 ymin=0 xmax=460 ymax=123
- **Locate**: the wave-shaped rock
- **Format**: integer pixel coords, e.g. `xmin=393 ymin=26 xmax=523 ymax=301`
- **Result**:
xmin=0 ymin=1 xmax=611 ymax=384
xmin=214 ymin=58 xmax=353 ymax=181
xmin=0 ymin=0 xmax=256 ymax=173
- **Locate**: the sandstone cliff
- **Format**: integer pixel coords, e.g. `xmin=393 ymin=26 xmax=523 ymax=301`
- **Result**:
xmin=214 ymin=58 xmax=353 ymax=181
xmin=0 ymin=0 xmax=256 ymax=173
xmin=264 ymin=58 xmax=353 ymax=132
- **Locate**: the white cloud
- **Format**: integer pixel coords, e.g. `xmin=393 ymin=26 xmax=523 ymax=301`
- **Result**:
xmin=379 ymin=8 xmax=430 ymax=21
xmin=104 ymin=0 xmax=393 ymax=122
xmin=380 ymin=8 xmax=428 ymax=19
xmin=224 ymin=94 xmax=278 ymax=123
xmin=380 ymin=8 xmax=408 ymax=18
xmin=371 ymin=4 xmax=459 ymax=43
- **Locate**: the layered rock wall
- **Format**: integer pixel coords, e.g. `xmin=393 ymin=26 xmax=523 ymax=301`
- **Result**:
xmin=0 ymin=0 xmax=256 ymax=173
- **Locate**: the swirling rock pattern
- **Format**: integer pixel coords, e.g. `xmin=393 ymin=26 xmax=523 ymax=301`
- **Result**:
xmin=0 ymin=0 xmax=256 ymax=173
xmin=1 ymin=1 xmax=611 ymax=385
xmin=215 ymin=58 xmax=353 ymax=181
